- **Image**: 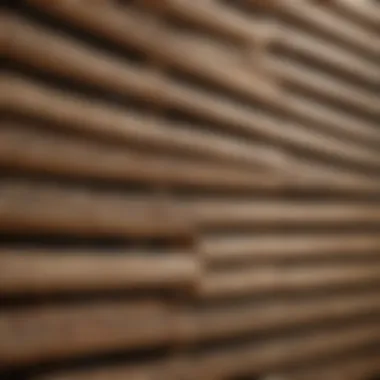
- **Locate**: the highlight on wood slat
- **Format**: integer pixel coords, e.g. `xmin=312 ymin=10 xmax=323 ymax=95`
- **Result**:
xmin=139 ymin=0 xmax=275 ymax=45
xmin=4 ymin=121 xmax=379 ymax=195
xmin=274 ymin=24 xmax=379 ymax=85
xmin=190 ymin=291 xmax=380 ymax=342
xmin=192 ymin=199 xmax=380 ymax=228
xmin=0 ymin=121 xmax=298 ymax=191
xmin=284 ymin=93 xmax=380 ymax=149
xmin=4 ymin=74 xmax=380 ymax=184
xmin=330 ymin=0 xmax=380 ymax=31
xmin=0 ymin=73 xmax=291 ymax=174
xmin=20 ymin=3 xmax=279 ymax=105
xmin=199 ymin=264 xmax=380 ymax=298
xmin=193 ymin=322 xmax=380 ymax=379
xmin=0 ymin=180 xmax=192 ymax=239
xmin=0 ymin=249 xmax=198 ymax=295
xmin=274 ymin=0 xmax=379 ymax=57
xmin=272 ymin=56 xmax=380 ymax=118
xmin=0 ymin=300 xmax=177 ymax=366
xmin=201 ymin=233 xmax=380 ymax=264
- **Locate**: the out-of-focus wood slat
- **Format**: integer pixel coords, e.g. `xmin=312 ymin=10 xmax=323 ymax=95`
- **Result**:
xmin=0 ymin=180 xmax=192 ymax=239
xmin=275 ymin=0 xmax=379 ymax=57
xmin=20 ymin=3 xmax=279 ymax=104
xmin=272 ymin=56 xmax=380 ymax=118
xmin=202 ymin=233 xmax=380 ymax=263
xmin=4 ymin=74 xmax=380 ymax=185
xmin=287 ymin=351 xmax=380 ymax=380
xmin=36 ymin=358 xmax=185 ymax=380
xmin=192 ymin=199 xmax=380 ymax=228
xmin=191 ymin=292 xmax=380 ymax=342
xmin=194 ymin=322 xmax=380 ymax=379
xmin=0 ymin=122 xmax=286 ymax=192
xmin=200 ymin=264 xmax=380 ymax=298
xmin=0 ymin=249 xmax=198 ymax=295
xmin=140 ymin=0 xmax=275 ymax=45
xmin=331 ymin=0 xmax=380 ymax=31
xmin=0 ymin=300 xmax=176 ymax=366
xmin=275 ymin=24 xmax=379 ymax=85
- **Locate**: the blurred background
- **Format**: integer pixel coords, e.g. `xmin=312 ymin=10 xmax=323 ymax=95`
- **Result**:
xmin=1 ymin=0 xmax=380 ymax=379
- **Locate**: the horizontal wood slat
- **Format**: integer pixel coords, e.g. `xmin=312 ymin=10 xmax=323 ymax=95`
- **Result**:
xmin=0 ymin=249 xmax=198 ymax=295
xmin=194 ymin=322 xmax=380 ymax=378
xmin=0 ymin=300 xmax=175 ymax=366
xmin=199 ymin=264 xmax=380 ymax=298
xmin=0 ymin=180 xmax=192 ymax=239
xmin=201 ymin=233 xmax=380 ymax=263
xmin=192 ymin=199 xmax=380 ymax=228
xmin=1 ymin=1 xmax=379 ymax=378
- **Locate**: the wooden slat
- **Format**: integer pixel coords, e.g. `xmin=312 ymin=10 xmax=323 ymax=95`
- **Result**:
xmin=284 ymin=93 xmax=380 ymax=148
xmin=0 ymin=122 xmax=288 ymax=192
xmin=331 ymin=0 xmax=380 ymax=31
xmin=191 ymin=292 xmax=380 ymax=342
xmin=0 ymin=180 xmax=192 ymax=239
xmin=7 ymin=7 xmax=377 ymax=173
xmin=194 ymin=322 xmax=380 ymax=378
xmin=275 ymin=0 xmax=379 ymax=57
xmin=272 ymin=56 xmax=380 ymax=119
xmin=0 ymin=249 xmax=198 ymax=295
xmin=0 ymin=300 xmax=177 ymax=366
xmin=20 ymin=4 xmax=279 ymax=104
xmin=139 ymin=0 xmax=274 ymax=45
xmin=287 ymin=351 xmax=380 ymax=380
xmin=3 ymin=122 xmax=380 ymax=195
xmin=199 ymin=264 xmax=380 ymax=298
xmin=4 ymin=75 xmax=380 ymax=184
xmin=201 ymin=233 xmax=380 ymax=264
xmin=36 ymin=358 xmax=186 ymax=380
xmin=192 ymin=199 xmax=380 ymax=228
xmin=275 ymin=24 xmax=379 ymax=85
xmin=0 ymin=73 xmax=290 ymax=173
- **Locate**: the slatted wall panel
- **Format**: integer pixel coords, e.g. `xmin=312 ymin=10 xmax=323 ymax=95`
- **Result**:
xmin=1 ymin=1 xmax=379 ymax=379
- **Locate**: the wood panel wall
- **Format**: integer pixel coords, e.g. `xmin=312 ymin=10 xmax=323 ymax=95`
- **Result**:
xmin=1 ymin=1 xmax=380 ymax=379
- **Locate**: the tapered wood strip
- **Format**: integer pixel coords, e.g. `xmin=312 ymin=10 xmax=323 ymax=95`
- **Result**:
xmin=192 ymin=200 xmax=380 ymax=228
xmin=192 ymin=292 xmax=380 ymax=342
xmin=276 ymin=0 xmax=379 ymax=57
xmin=286 ymin=351 xmax=380 ymax=380
xmin=0 ymin=300 xmax=176 ymax=366
xmin=194 ymin=322 xmax=380 ymax=378
xmin=272 ymin=56 xmax=380 ymax=118
xmin=199 ymin=264 xmax=380 ymax=298
xmin=4 ymin=75 xmax=380 ymax=182
xmin=140 ymin=0 xmax=274 ymax=45
xmin=275 ymin=24 xmax=379 ymax=85
xmin=202 ymin=234 xmax=380 ymax=264
xmin=21 ymin=3 xmax=278 ymax=105
xmin=0 ymin=249 xmax=198 ymax=295
xmin=0 ymin=180 xmax=192 ymax=239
